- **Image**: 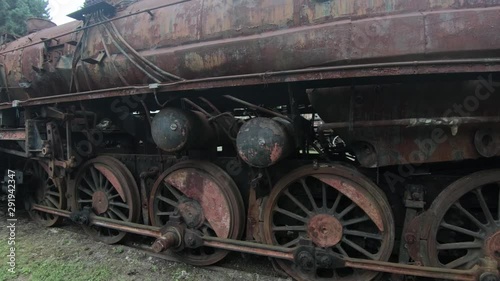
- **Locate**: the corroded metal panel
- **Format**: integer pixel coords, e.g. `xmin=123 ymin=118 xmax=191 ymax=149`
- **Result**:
xmin=0 ymin=0 xmax=499 ymax=101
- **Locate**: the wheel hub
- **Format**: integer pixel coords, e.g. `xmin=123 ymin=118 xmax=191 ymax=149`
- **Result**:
xmin=92 ymin=191 xmax=109 ymax=214
xmin=178 ymin=199 xmax=205 ymax=228
xmin=485 ymin=231 xmax=500 ymax=263
xmin=307 ymin=214 xmax=343 ymax=248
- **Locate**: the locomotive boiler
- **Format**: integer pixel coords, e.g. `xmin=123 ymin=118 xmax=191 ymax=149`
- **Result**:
xmin=1 ymin=0 xmax=500 ymax=280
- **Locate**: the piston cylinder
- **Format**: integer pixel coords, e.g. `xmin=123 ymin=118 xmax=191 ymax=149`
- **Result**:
xmin=151 ymin=108 xmax=215 ymax=153
xmin=236 ymin=117 xmax=294 ymax=168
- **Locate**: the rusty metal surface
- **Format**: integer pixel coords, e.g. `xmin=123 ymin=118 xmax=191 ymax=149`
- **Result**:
xmin=314 ymin=175 xmax=385 ymax=232
xmin=344 ymin=258 xmax=480 ymax=281
xmin=32 ymin=204 xmax=162 ymax=238
xmin=1 ymin=59 xmax=499 ymax=110
xmin=485 ymin=232 xmax=500 ymax=266
xmin=71 ymin=156 xmax=141 ymax=244
xmin=263 ymin=164 xmax=395 ymax=281
xmin=0 ymin=0 xmax=499 ymax=102
xmin=307 ymin=214 xmax=343 ymax=248
xmin=30 ymin=202 xmax=499 ymax=280
xmin=151 ymin=108 xmax=214 ymax=153
xmin=236 ymin=117 xmax=294 ymax=168
xmin=320 ymin=117 xmax=500 ymax=130
xmin=165 ymin=168 xmax=232 ymax=238
xmin=424 ymin=169 xmax=500 ymax=270
xmin=152 ymin=231 xmax=180 ymax=253
xmin=0 ymin=130 xmax=26 ymax=140
xmin=25 ymin=160 xmax=66 ymax=227
xmin=148 ymin=160 xmax=245 ymax=266
xmin=310 ymin=79 xmax=500 ymax=167
xmin=202 ymin=237 xmax=296 ymax=261
xmin=92 ymin=190 xmax=109 ymax=214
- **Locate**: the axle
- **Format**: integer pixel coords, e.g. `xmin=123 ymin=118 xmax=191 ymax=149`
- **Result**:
xmin=32 ymin=204 xmax=499 ymax=281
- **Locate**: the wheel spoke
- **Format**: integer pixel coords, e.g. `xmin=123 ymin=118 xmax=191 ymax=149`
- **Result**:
xmin=109 ymin=201 xmax=130 ymax=209
xmin=272 ymin=225 xmax=307 ymax=232
xmin=78 ymin=199 xmax=93 ymax=204
xmin=46 ymin=196 xmax=59 ymax=208
xmin=344 ymin=229 xmax=382 ymax=240
xmin=109 ymin=207 xmax=128 ymax=221
xmin=47 ymin=191 xmax=60 ymax=197
xmin=337 ymin=203 xmax=356 ymax=219
xmin=164 ymin=182 xmax=183 ymax=200
xmin=301 ymin=179 xmax=318 ymax=211
xmin=78 ymin=186 xmax=94 ymax=197
xmin=444 ymin=252 xmax=480 ymax=269
xmin=474 ymin=189 xmax=495 ymax=226
xmin=343 ymin=215 xmax=370 ymax=227
xmin=274 ymin=207 xmax=309 ymax=223
xmin=322 ymin=183 xmax=328 ymax=211
xmin=83 ymin=175 xmax=97 ymax=192
xmin=203 ymin=222 xmax=214 ymax=230
xmin=107 ymin=211 xmax=118 ymax=220
xmin=89 ymin=167 xmax=100 ymax=190
xmin=284 ymin=190 xmax=313 ymax=216
xmin=440 ymin=222 xmax=484 ymax=240
xmin=108 ymin=193 xmax=120 ymax=200
xmin=453 ymin=203 xmax=488 ymax=232
xmin=99 ymin=171 xmax=104 ymax=189
xmin=335 ymin=244 xmax=348 ymax=256
xmin=282 ymin=237 xmax=301 ymax=248
xmin=342 ymin=238 xmax=376 ymax=260
xmin=102 ymin=178 xmax=112 ymax=193
xmin=436 ymin=241 xmax=482 ymax=251
xmin=157 ymin=195 xmax=178 ymax=207
xmin=44 ymin=198 xmax=57 ymax=208
xmin=330 ymin=193 xmax=343 ymax=215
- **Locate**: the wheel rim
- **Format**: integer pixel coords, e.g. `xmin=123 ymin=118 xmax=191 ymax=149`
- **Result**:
xmin=149 ymin=161 xmax=245 ymax=266
xmin=26 ymin=160 xmax=65 ymax=227
xmin=72 ymin=156 xmax=140 ymax=244
xmin=263 ymin=165 xmax=394 ymax=281
xmin=426 ymin=169 xmax=500 ymax=269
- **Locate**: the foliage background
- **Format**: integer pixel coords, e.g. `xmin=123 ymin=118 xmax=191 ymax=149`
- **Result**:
xmin=0 ymin=0 xmax=50 ymax=36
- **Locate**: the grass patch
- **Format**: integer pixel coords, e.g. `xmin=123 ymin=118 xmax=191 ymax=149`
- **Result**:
xmin=0 ymin=235 xmax=111 ymax=281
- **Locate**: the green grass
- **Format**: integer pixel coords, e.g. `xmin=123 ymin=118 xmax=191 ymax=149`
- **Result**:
xmin=0 ymin=237 xmax=111 ymax=281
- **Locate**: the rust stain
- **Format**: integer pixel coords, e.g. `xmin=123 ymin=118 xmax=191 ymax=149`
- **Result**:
xmin=0 ymin=130 xmax=26 ymax=140
xmin=166 ymin=169 xmax=231 ymax=238
xmin=314 ymin=175 xmax=385 ymax=231
xmin=0 ymin=0 xmax=498 ymax=100
xmin=96 ymin=164 xmax=126 ymax=202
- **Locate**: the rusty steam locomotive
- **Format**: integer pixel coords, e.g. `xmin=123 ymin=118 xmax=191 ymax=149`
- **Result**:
xmin=1 ymin=0 xmax=500 ymax=280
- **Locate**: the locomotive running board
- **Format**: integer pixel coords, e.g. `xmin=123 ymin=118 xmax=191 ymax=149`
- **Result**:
xmin=32 ymin=204 xmax=499 ymax=281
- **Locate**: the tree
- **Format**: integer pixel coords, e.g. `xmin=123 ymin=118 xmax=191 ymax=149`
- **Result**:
xmin=0 ymin=0 xmax=50 ymax=36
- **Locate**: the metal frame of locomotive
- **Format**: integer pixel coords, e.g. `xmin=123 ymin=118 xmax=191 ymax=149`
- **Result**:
xmin=1 ymin=0 xmax=500 ymax=280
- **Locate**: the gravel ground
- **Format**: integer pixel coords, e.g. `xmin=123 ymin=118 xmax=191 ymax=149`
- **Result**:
xmin=0 ymin=209 xmax=291 ymax=281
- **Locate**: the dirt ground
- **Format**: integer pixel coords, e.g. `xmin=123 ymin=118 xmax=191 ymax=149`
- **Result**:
xmin=0 ymin=209 xmax=291 ymax=281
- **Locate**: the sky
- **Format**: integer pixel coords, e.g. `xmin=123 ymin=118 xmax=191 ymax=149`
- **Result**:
xmin=48 ymin=0 xmax=85 ymax=25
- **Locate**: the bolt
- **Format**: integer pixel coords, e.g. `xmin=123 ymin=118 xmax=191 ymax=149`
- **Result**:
xmin=405 ymin=234 xmax=416 ymax=244
xmin=318 ymin=256 xmax=333 ymax=268
xmin=411 ymin=192 xmax=421 ymax=200
xmin=258 ymin=139 xmax=266 ymax=146
xmin=151 ymin=232 xmax=179 ymax=253
xmin=297 ymin=251 xmax=315 ymax=271
xmin=480 ymin=273 xmax=500 ymax=281
xmin=186 ymin=237 xmax=196 ymax=247
xmin=152 ymin=239 xmax=167 ymax=253
xmin=170 ymin=123 xmax=178 ymax=131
